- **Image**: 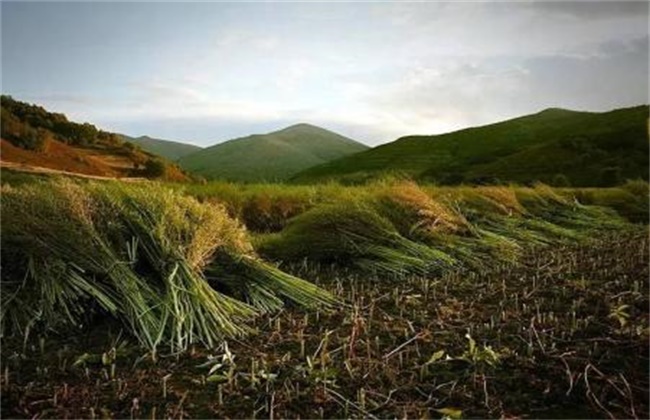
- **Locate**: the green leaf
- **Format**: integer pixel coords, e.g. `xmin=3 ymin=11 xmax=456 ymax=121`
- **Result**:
xmin=72 ymin=353 xmax=95 ymax=368
xmin=206 ymin=374 xmax=228 ymax=383
xmin=436 ymin=407 xmax=463 ymax=419
xmin=426 ymin=350 xmax=446 ymax=364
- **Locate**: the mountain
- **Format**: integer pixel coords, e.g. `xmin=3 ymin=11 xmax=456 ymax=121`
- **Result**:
xmin=178 ymin=123 xmax=369 ymax=182
xmin=119 ymin=134 xmax=202 ymax=161
xmin=292 ymin=106 xmax=649 ymax=187
xmin=0 ymin=96 xmax=189 ymax=181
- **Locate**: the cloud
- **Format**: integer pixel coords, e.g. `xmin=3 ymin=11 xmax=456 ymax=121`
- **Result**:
xmin=520 ymin=40 xmax=648 ymax=110
xmin=23 ymin=93 xmax=99 ymax=107
xmin=124 ymin=86 xmax=291 ymax=122
xmin=213 ymin=30 xmax=281 ymax=52
xmin=333 ymin=33 xmax=648 ymax=143
xmin=5 ymin=2 xmax=646 ymax=146
xmin=371 ymin=2 xmax=648 ymax=60
xmin=529 ymin=1 xmax=648 ymax=20
xmin=273 ymin=58 xmax=320 ymax=92
xmin=361 ymin=61 xmax=532 ymax=135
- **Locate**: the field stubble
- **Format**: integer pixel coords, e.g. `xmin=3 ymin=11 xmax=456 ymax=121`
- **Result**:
xmin=1 ymin=232 xmax=647 ymax=419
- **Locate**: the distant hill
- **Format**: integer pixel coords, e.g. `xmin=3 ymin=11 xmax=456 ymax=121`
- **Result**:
xmin=178 ymin=123 xmax=369 ymax=182
xmin=292 ymin=106 xmax=649 ymax=187
xmin=119 ymin=134 xmax=202 ymax=161
xmin=0 ymin=96 xmax=189 ymax=181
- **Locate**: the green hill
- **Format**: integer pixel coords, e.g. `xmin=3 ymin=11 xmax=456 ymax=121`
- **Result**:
xmin=292 ymin=106 xmax=649 ymax=187
xmin=178 ymin=123 xmax=369 ymax=182
xmin=119 ymin=135 xmax=202 ymax=161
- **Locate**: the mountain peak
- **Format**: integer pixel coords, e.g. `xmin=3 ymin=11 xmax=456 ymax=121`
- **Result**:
xmin=279 ymin=123 xmax=325 ymax=133
xmin=539 ymin=107 xmax=570 ymax=113
xmin=535 ymin=107 xmax=581 ymax=117
xmin=179 ymin=124 xmax=368 ymax=182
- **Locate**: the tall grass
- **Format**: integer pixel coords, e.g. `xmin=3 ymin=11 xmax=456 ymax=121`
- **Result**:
xmin=256 ymin=181 xmax=635 ymax=274
xmin=565 ymin=179 xmax=649 ymax=224
xmin=1 ymin=179 xmax=336 ymax=351
xmin=1 ymin=175 xmax=642 ymax=351
xmin=257 ymin=202 xmax=456 ymax=276
xmin=1 ymin=181 xmax=164 ymax=348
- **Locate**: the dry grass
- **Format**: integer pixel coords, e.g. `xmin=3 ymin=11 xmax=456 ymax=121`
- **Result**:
xmin=379 ymin=181 xmax=472 ymax=236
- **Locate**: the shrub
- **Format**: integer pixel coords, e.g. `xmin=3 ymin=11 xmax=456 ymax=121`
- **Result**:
xmin=1 ymin=109 xmax=49 ymax=151
xmin=143 ymin=159 xmax=167 ymax=178
xmin=621 ymin=179 xmax=649 ymax=197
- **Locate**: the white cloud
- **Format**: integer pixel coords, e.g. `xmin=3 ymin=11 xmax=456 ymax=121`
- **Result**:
xmin=11 ymin=2 xmax=646 ymax=145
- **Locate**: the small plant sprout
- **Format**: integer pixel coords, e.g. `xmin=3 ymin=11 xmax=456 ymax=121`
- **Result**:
xmin=609 ymin=304 xmax=631 ymax=328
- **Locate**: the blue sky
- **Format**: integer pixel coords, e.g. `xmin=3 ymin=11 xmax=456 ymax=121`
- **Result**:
xmin=2 ymin=1 xmax=648 ymax=146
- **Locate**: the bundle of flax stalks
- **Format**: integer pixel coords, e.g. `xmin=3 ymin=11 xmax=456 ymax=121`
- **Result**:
xmin=257 ymin=202 xmax=455 ymax=276
xmin=0 ymin=179 xmax=336 ymax=352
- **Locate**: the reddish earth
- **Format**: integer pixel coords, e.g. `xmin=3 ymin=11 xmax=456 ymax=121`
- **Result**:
xmin=0 ymin=161 xmax=147 ymax=181
xmin=1 ymin=138 xmax=189 ymax=182
xmin=1 ymin=138 xmax=124 ymax=176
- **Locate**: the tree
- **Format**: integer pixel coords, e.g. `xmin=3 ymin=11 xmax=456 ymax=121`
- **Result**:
xmin=1 ymin=108 xmax=49 ymax=151
xmin=122 ymin=142 xmax=138 ymax=154
xmin=98 ymin=131 xmax=122 ymax=146
xmin=1 ymin=108 xmax=23 ymax=139
xmin=20 ymin=126 xmax=48 ymax=151
xmin=143 ymin=159 xmax=166 ymax=178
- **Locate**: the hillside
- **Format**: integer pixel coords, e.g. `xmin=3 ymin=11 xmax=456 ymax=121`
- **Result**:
xmin=292 ymin=106 xmax=649 ymax=187
xmin=119 ymin=134 xmax=202 ymax=161
xmin=0 ymin=96 xmax=189 ymax=181
xmin=178 ymin=123 xmax=368 ymax=182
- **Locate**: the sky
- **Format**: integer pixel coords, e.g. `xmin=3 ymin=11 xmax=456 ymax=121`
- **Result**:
xmin=2 ymin=1 xmax=648 ymax=147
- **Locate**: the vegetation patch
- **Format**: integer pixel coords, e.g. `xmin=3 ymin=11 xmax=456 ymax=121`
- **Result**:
xmin=0 ymin=96 xmax=189 ymax=181
xmin=0 ymin=173 xmax=646 ymax=418
xmin=257 ymin=202 xmax=455 ymax=276
xmin=256 ymin=181 xmax=634 ymax=275
xmin=292 ymin=105 xmax=649 ymax=187
xmin=0 ymin=179 xmax=336 ymax=353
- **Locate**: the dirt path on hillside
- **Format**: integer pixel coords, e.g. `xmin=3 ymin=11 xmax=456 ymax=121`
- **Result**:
xmin=0 ymin=160 xmax=147 ymax=182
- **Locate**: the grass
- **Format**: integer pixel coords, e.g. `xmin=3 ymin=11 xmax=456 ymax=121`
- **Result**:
xmin=251 ymin=181 xmax=636 ymax=275
xmin=179 ymin=177 xmax=647 ymax=231
xmin=256 ymin=202 xmax=455 ymax=276
xmin=0 ymin=172 xmax=647 ymax=418
xmin=565 ymin=179 xmax=650 ymax=223
xmin=1 ymin=178 xmax=336 ymax=353
xmin=184 ymin=181 xmax=321 ymax=232
xmin=4 ymin=175 xmax=642 ymax=349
